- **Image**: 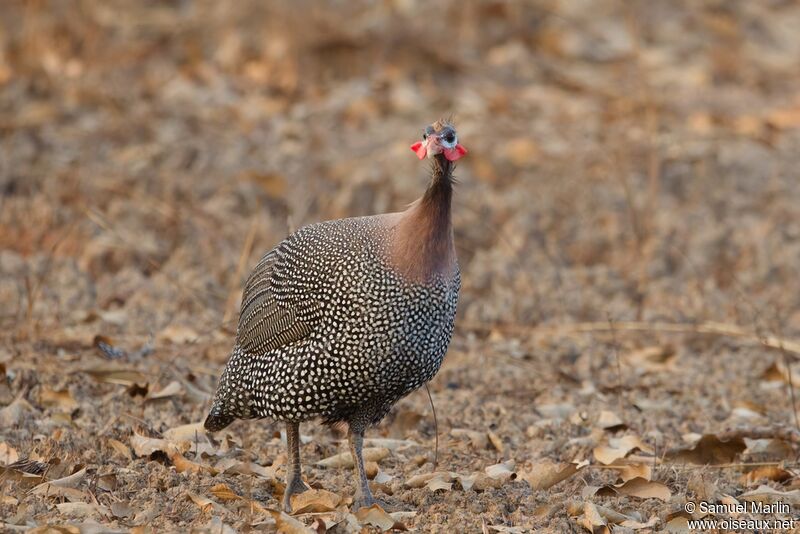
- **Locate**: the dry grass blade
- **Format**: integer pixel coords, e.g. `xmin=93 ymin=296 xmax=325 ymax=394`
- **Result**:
xmin=461 ymin=321 xmax=800 ymax=356
xmin=222 ymin=217 xmax=258 ymax=325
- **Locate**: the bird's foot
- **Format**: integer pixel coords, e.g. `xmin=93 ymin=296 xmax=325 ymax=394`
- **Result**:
xmin=282 ymin=477 xmax=310 ymax=513
xmin=352 ymin=491 xmax=393 ymax=512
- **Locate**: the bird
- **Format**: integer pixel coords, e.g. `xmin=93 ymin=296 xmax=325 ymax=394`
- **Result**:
xmin=204 ymin=119 xmax=467 ymax=512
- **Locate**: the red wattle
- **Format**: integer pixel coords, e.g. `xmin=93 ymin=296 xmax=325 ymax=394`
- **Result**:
xmin=443 ymin=144 xmax=468 ymax=162
xmin=410 ymin=141 xmax=427 ymax=160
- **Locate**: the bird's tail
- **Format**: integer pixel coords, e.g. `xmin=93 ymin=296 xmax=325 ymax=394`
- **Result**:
xmin=204 ymin=404 xmax=235 ymax=432
xmin=203 ymin=346 xmax=253 ymax=432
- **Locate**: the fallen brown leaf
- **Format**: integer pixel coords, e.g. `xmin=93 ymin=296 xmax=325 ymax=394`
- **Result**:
xmin=40 ymin=387 xmax=78 ymax=410
xmin=30 ymin=468 xmax=89 ymax=502
xmin=404 ymin=471 xmax=449 ymax=489
xmin=729 ymin=401 xmax=767 ymax=422
xmin=365 ymin=461 xmax=379 ymax=479
xmin=82 ymin=368 xmax=148 ymax=387
xmin=664 ymin=434 xmax=746 ymax=464
xmin=536 ymin=403 xmax=576 ymax=420
xmin=426 ymin=473 xmax=453 ymax=492
xmin=621 ymin=517 xmax=659 ymax=530
xmin=97 ymin=473 xmax=117 ymax=491
xmin=0 ymin=363 xmax=12 ymax=405
xmin=0 ymin=465 xmax=44 ymax=489
xmin=355 ymin=504 xmax=405 ymax=531
xmin=579 ymin=502 xmax=609 ymax=533
xmin=665 ymin=516 xmax=690 ymax=533
xmin=146 ymin=380 xmax=183 ymax=401
xmin=488 ymin=431 xmax=504 ymax=454
xmin=215 ymin=458 xmax=279 ymax=479
xmin=316 ymin=447 xmax=389 ymax=468
xmin=363 ymin=438 xmax=419 ymax=450
xmin=188 ymin=492 xmax=220 ymax=514
xmin=110 ymin=501 xmax=133 ymax=518
xmin=209 ymin=483 xmax=241 ymax=502
xmin=451 ymin=428 xmax=489 ymax=449
xmin=744 ymin=438 xmax=794 ymax=460
xmin=163 ymin=422 xmax=216 ymax=456
xmin=157 ymin=324 xmax=200 ymax=345
xmin=615 ymin=477 xmax=671 ymax=501
xmin=596 ymin=410 xmax=627 ymax=432
xmin=130 ymin=432 xmax=169 ymax=457
xmin=267 ymin=509 xmax=315 ymax=534
xmin=739 ymin=485 xmax=800 ymax=505
xmin=485 ymin=460 xmax=516 ymax=482
xmin=0 ymin=396 xmax=35 ymax=427
xmin=36 ymin=467 xmax=87 ymax=489
xmin=739 ymin=465 xmax=792 ymax=486
xmin=107 ymin=438 xmax=132 ymax=461
xmin=56 ymin=502 xmax=109 ymax=518
xmin=594 ymin=435 xmax=653 ymax=465
xmin=169 ymin=450 xmax=217 ymax=475
xmin=0 ymin=442 xmax=20 ymax=465
xmin=617 ymin=462 xmax=652 ymax=482
xmin=625 ymin=345 xmax=676 ymax=372
xmin=290 ymin=488 xmax=341 ymax=513
xmin=568 ymin=500 xmax=649 ymax=528
xmin=760 ymin=362 xmax=800 ymax=392
xmin=30 ymin=485 xmax=88 ymax=501
xmin=374 ymin=469 xmax=394 ymax=487
xmin=519 ymin=460 xmax=583 ymax=490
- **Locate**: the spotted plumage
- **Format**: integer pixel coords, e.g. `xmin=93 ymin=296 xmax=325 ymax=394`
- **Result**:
xmin=204 ymin=120 xmax=466 ymax=511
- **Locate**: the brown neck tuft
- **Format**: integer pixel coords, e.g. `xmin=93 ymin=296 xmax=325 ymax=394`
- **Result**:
xmin=390 ymin=155 xmax=456 ymax=282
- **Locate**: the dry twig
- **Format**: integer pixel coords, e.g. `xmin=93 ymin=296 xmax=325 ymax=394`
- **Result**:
xmin=461 ymin=320 xmax=800 ymax=357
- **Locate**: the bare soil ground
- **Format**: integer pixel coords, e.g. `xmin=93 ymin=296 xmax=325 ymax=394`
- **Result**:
xmin=3 ymin=1 xmax=800 ymax=532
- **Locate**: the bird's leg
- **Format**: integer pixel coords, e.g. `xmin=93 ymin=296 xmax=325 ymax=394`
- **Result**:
xmin=282 ymin=421 xmax=309 ymax=513
xmin=348 ymin=427 xmax=377 ymax=509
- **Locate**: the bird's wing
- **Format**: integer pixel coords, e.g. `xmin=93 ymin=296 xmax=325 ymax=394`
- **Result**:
xmin=235 ymin=245 xmax=322 ymax=356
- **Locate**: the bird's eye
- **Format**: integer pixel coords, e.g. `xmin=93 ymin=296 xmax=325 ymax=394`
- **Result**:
xmin=422 ymin=133 xmax=428 ymax=140
xmin=444 ymin=132 xmax=456 ymax=143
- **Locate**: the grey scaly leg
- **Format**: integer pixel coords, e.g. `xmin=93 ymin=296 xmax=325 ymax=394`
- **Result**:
xmin=282 ymin=421 xmax=310 ymax=512
xmin=348 ymin=428 xmax=376 ymax=509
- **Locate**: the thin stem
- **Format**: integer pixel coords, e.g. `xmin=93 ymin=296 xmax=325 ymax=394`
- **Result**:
xmin=424 ymin=382 xmax=439 ymax=471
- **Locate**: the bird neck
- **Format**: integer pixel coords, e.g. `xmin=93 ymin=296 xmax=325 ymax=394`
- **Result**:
xmin=391 ymin=155 xmax=456 ymax=282
xmin=419 ymin=155 xmax=454 ymax=227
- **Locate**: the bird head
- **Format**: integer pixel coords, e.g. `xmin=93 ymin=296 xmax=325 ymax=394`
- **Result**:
xmin=410 ymin=120 xmax=468 ymax=162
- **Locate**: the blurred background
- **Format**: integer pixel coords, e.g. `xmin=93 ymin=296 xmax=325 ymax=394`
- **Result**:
xmin=3 ymin=0 xmax=800 ymax=531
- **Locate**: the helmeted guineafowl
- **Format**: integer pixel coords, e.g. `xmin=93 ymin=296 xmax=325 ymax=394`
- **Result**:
xmin=204 ymin=119 xmax=467 ymax=511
